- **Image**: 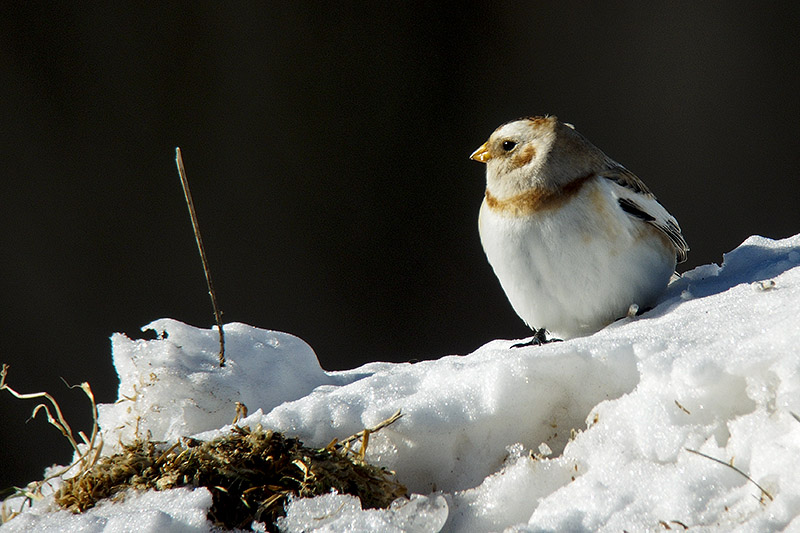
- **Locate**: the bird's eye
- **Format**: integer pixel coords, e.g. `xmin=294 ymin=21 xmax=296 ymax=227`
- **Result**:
xmin=502 ymin=140 xmax=517 ymax=152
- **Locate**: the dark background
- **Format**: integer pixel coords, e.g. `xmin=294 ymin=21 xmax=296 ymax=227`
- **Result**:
xmin=2 ymin=3 xmax=798 ymax=492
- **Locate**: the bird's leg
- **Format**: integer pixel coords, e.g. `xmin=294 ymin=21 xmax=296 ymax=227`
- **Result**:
xmin=511 ymin=328 xmax=562 ymax=348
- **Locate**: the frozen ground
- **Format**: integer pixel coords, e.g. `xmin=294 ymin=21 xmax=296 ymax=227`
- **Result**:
xmin=2 ymin=234 xmax=799 ymax=532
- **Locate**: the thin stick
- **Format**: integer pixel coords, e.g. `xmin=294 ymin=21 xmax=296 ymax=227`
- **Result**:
xmin=337 ymin=410 xmax=403 ymax=450
xmin=175 ymin=147 xmax=225 ymax=367
xmin=686 ymin=448 xmax=773 ymax=502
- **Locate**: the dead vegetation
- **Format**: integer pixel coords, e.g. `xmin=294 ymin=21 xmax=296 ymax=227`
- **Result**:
xmin=0 ymin=363 xmax=103 ymax=521
xmin=3 ymin=152 xmax=409 ymax=530
xmin=55 ymin=420 xmax=407 ymax=530
xmin=1 ymin=364 xmax=407 ymax=531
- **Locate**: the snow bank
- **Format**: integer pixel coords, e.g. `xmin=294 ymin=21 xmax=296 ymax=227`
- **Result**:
xmin=2 ymin=487 xmax=213 ymax=533
xmin=97 ymin=321 xmax=332 ymax=448
xmin=2 ymin=234 xmax=799 ymax=532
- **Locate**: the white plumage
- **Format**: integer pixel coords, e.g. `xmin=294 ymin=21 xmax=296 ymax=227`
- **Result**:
xmin=472 ymin=116 xmax=688 ymax=340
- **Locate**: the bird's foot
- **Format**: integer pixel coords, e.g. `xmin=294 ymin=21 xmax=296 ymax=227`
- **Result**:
xmin=511 ymin=328 xmax=562 ymax=348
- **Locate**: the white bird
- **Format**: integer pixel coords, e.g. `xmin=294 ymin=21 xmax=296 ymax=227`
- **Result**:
xmin=471 ymin=116 xmax=688 ymax=343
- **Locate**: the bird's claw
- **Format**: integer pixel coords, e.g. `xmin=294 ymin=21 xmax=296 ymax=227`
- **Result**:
xmin=511 ymin=328 xmax=562 ymax=348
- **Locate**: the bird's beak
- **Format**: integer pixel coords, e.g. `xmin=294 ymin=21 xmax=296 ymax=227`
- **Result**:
xmin=470 ymin=143 xmax=492 ymax=163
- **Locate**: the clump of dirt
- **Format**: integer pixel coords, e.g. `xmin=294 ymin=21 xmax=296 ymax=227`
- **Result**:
xmin=55 ymin=424 xmax=407 ymax=530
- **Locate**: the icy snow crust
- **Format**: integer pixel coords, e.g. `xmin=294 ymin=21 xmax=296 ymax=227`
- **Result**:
xmin=2 ymin=234 xmax=800 ymax=532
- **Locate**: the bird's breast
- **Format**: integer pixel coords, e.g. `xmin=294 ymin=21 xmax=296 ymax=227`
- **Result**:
xmin=483 ymin=172 xmax=594 ymax=218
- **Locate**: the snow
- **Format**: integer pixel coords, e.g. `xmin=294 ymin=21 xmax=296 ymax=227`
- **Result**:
xmin=2 ymin=487 xmax=213 ymax=533
xmin=2 ymin=234 xmax=800 ymax=532
xmin=274 ymin=493 xmax=448 ymax=533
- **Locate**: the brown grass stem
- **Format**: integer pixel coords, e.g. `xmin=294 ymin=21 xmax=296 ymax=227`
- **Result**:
xmin=685 ymin=448 xmax=773 ymax=503
xmin=175 ymin=147 xmax=225 ymax=367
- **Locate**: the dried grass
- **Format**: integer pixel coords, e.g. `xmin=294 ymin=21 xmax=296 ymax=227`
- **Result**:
xmin=2 ymin=363 xmax=407 ymax=531
xmin=55 ymin=421 xmax=406 ymax=530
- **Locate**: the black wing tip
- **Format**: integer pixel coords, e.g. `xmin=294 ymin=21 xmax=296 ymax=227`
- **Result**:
xmin=618 ymin=198 xmax=689 ymax=263
xmin=618 ymin=198 xmax=656 ymax=222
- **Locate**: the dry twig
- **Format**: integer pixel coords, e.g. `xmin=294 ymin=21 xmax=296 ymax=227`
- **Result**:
xmin=175 ymin=147 xmax=225 ymax=367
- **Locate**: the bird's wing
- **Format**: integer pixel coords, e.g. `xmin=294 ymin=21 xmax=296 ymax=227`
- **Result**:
xmin=600 ymin=165 xmax=689 ymax=263
xmin=598 ymin=164 xmax=653 ymax=196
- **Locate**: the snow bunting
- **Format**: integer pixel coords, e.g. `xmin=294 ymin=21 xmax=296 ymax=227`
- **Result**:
xmin=471 ymin=116 xmax=688 ymax=342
